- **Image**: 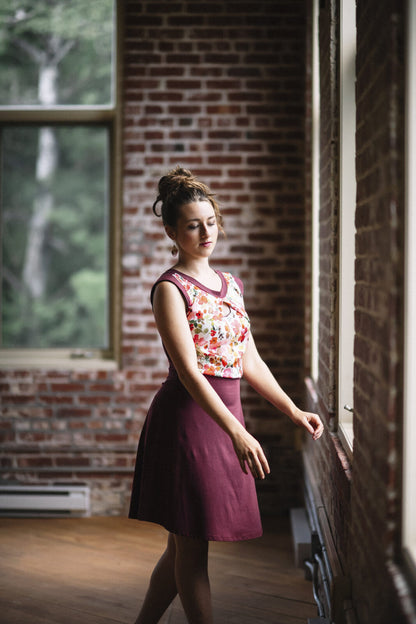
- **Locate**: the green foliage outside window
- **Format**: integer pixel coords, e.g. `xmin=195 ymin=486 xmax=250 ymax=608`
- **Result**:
xmin=0 ymin=1 xmax=114 ymax=349
xmin=2 ymin=126 xmax=108 ymax=348
xmin=0 ymin=0 xmax=114 ymax=106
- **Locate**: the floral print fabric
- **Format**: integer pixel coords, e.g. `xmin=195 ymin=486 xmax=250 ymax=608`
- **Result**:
xmin=153 ymin=270 xmax=251 ymax=379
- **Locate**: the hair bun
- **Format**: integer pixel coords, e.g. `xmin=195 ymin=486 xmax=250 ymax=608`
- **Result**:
xmin=157 ymin=166 xmax=193 ymax=200
xmin=152 ymin=165 xmax=224 ymax=234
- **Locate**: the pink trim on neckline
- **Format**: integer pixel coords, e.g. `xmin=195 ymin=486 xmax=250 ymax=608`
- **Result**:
xmin=169 ymin=268 xmax=227 ymax=298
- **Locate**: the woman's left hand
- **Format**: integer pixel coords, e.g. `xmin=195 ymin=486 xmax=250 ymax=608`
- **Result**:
xmin=290 ymin=409 xmax=324 ymax=441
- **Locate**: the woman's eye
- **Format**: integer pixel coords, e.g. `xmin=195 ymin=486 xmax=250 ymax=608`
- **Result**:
xmin=187 ymin=221 xmax=215 ymax=230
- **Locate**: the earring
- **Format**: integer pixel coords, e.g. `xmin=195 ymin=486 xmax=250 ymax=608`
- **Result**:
xmin=171 ymin=244 xmax=178 ymax=256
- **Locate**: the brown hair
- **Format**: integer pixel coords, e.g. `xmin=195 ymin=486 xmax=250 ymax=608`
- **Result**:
xmin=152 ymin=166 xmax=224 ymax=233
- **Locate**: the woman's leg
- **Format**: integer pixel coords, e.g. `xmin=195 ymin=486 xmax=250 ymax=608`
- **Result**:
xmin=134 ymin=533 xmax=178 ymax=624
xmin=174 ymin=534 xmax=213 ymax=624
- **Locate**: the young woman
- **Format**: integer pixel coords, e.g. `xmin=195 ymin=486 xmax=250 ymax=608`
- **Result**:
xmin=129 ymin=167 xmax=324 ymax=624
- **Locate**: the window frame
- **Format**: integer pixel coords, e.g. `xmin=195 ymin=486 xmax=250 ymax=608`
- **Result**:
xmin=0 ymin=2 xmax=122 ymax=370
xmin=337 ymin=0 xmax=357 ymax=457
xmin=310 ymin=0 xmax=320 ymax=382
xmin=403 ymin=0 xmax=416 ymax=568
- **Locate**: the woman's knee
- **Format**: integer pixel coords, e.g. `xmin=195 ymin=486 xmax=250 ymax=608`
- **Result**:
xmin=166 ymin=532 xmax=177 ymax=557
xmin=173 ymin=534 xmax=209 ymax=567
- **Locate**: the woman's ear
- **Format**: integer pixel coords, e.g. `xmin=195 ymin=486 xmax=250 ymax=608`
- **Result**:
xmin=165 ymin=225 xmax=176 ymax=241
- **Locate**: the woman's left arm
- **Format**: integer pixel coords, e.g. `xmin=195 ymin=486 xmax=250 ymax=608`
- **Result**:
xmin=242 ymin=331 xmax=324 ymax=441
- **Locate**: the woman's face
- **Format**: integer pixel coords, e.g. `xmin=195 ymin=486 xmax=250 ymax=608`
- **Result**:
xmin=167 ymin=200 xmax=219 ymax=261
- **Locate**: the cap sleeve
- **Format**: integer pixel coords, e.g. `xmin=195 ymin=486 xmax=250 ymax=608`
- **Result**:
xmin=233 ymin=276 xmax=244 ymax=295
xmin=150 ymin=271 xmax=192 ymax=311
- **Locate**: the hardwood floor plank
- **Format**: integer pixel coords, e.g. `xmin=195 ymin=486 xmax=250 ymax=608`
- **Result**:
xmin=0 ymin=516 xmax=316 ymax=624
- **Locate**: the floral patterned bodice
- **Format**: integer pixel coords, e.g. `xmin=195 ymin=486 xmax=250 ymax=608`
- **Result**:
xmin=151 ymin=269 xmax=251 ymax=378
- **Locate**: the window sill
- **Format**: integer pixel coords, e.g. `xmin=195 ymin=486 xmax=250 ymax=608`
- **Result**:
xmin=388 ymin=555 xmax=416 ymax=624
xmin=305 ymin=376 xmax=353 ymax=480
xmin=0 ymin=350 xmax=118 ymax=371
xmin=338 ymin=421 xmax=353 ymax=462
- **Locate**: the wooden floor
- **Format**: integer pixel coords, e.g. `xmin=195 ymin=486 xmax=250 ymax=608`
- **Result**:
xmin=0 ymin=516 xmax=316 ymax=624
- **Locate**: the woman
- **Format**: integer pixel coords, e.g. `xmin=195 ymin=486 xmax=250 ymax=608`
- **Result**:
xmin=129 ymin=167 xmax=324 ymax=624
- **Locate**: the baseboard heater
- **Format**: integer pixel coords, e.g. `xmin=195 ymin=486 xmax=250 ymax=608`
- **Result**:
xmin=302 ymin=453 xmax=358 ymax=624
xmin=0 ymin=485 xmax=90 ymax=518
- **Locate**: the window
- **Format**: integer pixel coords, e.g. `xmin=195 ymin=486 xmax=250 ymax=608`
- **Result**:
xmin=338 ymin=0 xmax=356 ymax=454
xmin=0 ymin=1 xmax=120 ymax=368
xmin=403 ymin=0 xmax=416 ymax=567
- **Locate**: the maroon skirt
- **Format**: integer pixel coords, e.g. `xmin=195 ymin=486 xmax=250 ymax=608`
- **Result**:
xmin=128 ymin=372 xmax=262 ymax=541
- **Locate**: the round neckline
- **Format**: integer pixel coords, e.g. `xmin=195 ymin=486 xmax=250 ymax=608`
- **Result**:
xmin=170 ymin=268 xmax=227 ymax=297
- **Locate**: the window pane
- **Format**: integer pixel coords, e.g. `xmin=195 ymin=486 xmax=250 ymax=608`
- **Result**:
xmin=0 ymin=0 xmax=114 ymax=106
xmin=1 ymin=126 xmax=109 ymax=349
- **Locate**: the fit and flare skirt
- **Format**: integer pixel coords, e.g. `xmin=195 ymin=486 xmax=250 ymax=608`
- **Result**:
xmin=128 ymin=374 xmax=262 ymax=541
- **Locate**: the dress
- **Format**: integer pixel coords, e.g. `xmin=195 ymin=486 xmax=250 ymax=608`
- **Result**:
xmin=128 ymin=268 xmax=262 ymax=542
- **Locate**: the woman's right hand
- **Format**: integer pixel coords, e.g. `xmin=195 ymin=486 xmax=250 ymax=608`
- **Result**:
xmin=231 ymin=427 xmax=270 ymax=480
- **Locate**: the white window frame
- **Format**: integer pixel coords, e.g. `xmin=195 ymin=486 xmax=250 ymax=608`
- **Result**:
xmin=311 ymin=0 xmax=320 ymax=381
xmin=338 ymin=0 xmax=356 ymax=456
xmin=0 ymin=2 xmax=122 ymax=370
xmin=403 ymin=0 xmax=416 ymax=566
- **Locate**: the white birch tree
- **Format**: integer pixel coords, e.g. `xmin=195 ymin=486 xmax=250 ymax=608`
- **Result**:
xmin=0 ymin=0 xmax=113 ymax=346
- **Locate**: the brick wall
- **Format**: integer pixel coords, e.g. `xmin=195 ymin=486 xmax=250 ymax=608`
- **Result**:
xmin=303 ymin=0 xmax=410 ymax=622
xmin=351 ymin=0 xmax=405 ymax=620
xmin=1 ymin=0 xmax=309 ymax=516
xmin=303 ymin=3 xmax=313 ymax=378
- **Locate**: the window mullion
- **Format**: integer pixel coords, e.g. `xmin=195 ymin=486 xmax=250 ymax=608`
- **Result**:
xmin=0 ymin=108 xmax=115 ymax=124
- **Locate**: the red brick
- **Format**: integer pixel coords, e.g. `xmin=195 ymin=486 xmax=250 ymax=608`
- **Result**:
xmin=55 ymin=457 xmax=91 ymax=467
xmin=78 ymin=396 xmax=112 ymax=405
xmin=95 ymin=434 xmax=129 ymax=444
xmin=56 ymin=408 xmax=92 ymax=418
xmin=39 ymin=395 xmax=74 ymax=404
xmin=88 ymin=384 xmax=119 ymax=393
xmin=17 ymin=457 xmax=54 ymax=468
xmin=50 ymin=383 xmax=85 ymax=393
xmin=2 ymin=395 xmax=37 ymax=404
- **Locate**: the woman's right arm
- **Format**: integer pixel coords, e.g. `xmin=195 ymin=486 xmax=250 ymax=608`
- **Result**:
xmin=152 ymin=280 xmax=270 ymax=480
